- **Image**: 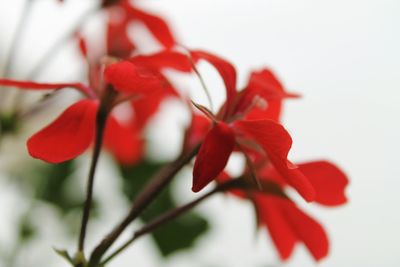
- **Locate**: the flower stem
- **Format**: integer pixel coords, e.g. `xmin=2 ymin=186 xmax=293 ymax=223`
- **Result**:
xmin=77 ymin=104 xmax=109 ymax=255
xmin=88 ymin=144 xmax=201 ymax=267
xmin=100 ymin=179 xmax=240 ymax=265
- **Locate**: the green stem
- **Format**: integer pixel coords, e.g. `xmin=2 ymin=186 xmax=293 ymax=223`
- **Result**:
xmin=77 ymin=104 xmax=108 ymax=255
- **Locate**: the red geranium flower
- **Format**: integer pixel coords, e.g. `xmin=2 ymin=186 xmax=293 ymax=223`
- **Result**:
xmin=187 ymin=52 xmax=350 ymax=260
xmin=218 ymin=160 xmax=348 ymax=261
xmin=188 ymin=50 xmax=315 ymax=201
xmin=0 ymin=51 xmax=191 ymax=164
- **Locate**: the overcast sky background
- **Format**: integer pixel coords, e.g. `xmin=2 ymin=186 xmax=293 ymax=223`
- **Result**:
xmin=1 ymin=0 xmax=400 ymax=267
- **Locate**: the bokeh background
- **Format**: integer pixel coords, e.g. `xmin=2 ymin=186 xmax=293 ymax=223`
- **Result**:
xmin=0 ymin=0 xmax=399 ymax=266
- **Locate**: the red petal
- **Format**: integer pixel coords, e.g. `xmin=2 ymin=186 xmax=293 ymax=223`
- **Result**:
xmin=257 ymin=196 xmax=329 ymax=261
xmin=247 ymin=101 xmax=282 ymax=122
xmin=130 ymin=51 xmax=192 ymax=72
xmin=190 ymin=50 xmax=237 ymax=115
xmin=192 ymin=122 xmax=235 ymax=192
xmin=76 ymin=32 xmax=88 ymax=57
xmin=279 ymin=198 xmax=329 ymax=261
xmin=258 ymin=164 xmax=286 ymax=186
xmin=126 ymin=5 xmax=176 ymax=48
xmin=0 ymin=79 xmax=94 ymax=97
xmin=234 ymin=119 xmax=315 ymax=201
xmin=104 ymin=61 xmax=164 ymax=94
xmin=27 ymin=100 xmax=98 ymax=163
xmin=255 ymin=195 xmax=296 ymax=260
xmin=106 ymin=16 xmax=136 ymax=58
xmin=237 ymin=69 xmax=299 ymax=121
xmin=247 ymin=69 xmax=298 ymax=100
xmin=104 ymin=115 xmax=143 ymax=165
xmin=184 ymin=113 xmax=212 ymax=149
xmin=131 ymin=84 xmax=177 ymax=129
xmin=298 ymin=161 xmax=349 ymax=206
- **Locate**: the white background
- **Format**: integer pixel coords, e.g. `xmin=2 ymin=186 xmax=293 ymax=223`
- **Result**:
xmin=1 ymin=0 xmax=400 ymax=266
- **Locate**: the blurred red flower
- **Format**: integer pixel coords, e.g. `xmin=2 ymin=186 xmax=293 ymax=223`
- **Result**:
xmin=0 ymin=51 xmax=191 ymax=164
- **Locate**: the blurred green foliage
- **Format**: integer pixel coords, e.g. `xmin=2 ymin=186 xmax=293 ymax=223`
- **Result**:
xmin=17 ymin=216 xmax=36 ymax=242
xmin=33 ymin=161 xmax=82 ymax=212
xmin=121 ymin=160 xmax=209 ymax=257
xmin=8 ymin=158 xmax=209 ymax=260
xmin=0 ymin=112 xmax=19 ymax=136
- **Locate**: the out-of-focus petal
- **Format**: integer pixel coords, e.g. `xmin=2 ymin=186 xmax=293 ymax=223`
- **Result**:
xmin=104 ymin=115 xmax=143 ymax=165
xmin=279 ymin=197 xmax=329 ymax=261
xmin=192 ymin=122 xmax=235 ymax=192
xmin=0 ymin=79 xmax=94 ymax=97
xmin=235 ymin=69 xmax=299 ymax=122
xmin=184 ymin=113 xmax=212 ymax=149
xmin=298 ymin=161 xmax=349 ymax=206
xmin=131 ymin=83 xmax=177 ymax=130
xmin=256 ymin=196 xmax=329 ymax=261
xmin=125 ymin=5 xmax=176 ymax=48
xmin=106 ymin=16 xmax=136 ymax=58
xmin=234 ymin=119 xmax=315 ymax=202
xmin=27 ymin=100 xmax=99 ymax=163
xmin=75 ymin=32 xmax=88 ymax=57
xmin=255 ymin=195 xmax=297 ymax=260
xmin=246 ymin=69 xmax=298 ymax=100
xmin=130 ymin=51 xmax=192 ymax=72
xmin=104 ymin=61 xmax=164 ymax=94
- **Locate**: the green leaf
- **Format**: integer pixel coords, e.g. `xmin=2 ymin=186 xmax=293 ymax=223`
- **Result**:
xmin=34 ymin=161 xmax=77 ymax=209
xmin=53 ymin=248 xmax=74 ymax=265
xmin=11 ymin=160 xmax=101 ymax=238
xmin=120 ymin=160 xmax=209 ymax=257
xmin=23 ymin=161 xmax=98 ymax=215
xmin=150 ymin=211 xmax=208 ymax=256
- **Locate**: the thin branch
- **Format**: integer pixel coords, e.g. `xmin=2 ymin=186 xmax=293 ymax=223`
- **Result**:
xmin=77 ymin=105 xmax=108 ymax=254
xmin=88 ymin=144 xmax=201 ymax=267
xmin=101 ymin=179 xmax=240 ymax=265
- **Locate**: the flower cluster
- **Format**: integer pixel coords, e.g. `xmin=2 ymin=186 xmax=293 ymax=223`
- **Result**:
xmin=0 ymin=0 xmax=348 ymax=264
xmin=184 ymin=52 xmax=348 ymax=260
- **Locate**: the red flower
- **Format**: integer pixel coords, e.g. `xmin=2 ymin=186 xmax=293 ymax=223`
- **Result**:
xmin=0 ymin=51 xmax=190 ymax=164
xmin=255 ymin=195 xmax=329 ymax=261
xmin=192 ymin=122 xmax=235 ymax=192
xmin=190 ymin=51 xmax=350 ymax=260
xmin=106 ymin=0 xmax=177 ymax=57
xmin=188 ymin=50 xmax=315 ymax=201
xmin=217 ymin=159 xmax=348 ymax=261
xmin=259 ymin=161 xmax=349 ymax=206
xmin=233 ymin=68 xmax=299 ymax=122
xmin=184 ymin=113 xmax=212 ymax=150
